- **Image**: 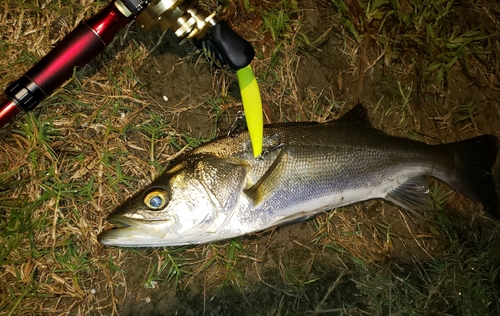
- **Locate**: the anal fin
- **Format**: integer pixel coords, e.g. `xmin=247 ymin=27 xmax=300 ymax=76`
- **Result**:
xmin=385 ymin=176 xmax=432 ymax=212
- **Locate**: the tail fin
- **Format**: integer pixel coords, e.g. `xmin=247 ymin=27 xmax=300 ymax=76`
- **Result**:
xmin=440 ymin=134 xmax=499 ymax=218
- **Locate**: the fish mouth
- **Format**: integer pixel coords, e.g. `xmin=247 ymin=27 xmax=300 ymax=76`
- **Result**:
xmin=105 ymin=215 xmax=134 ymax=228
xmin=98 ymin=215 xmax=169 ymax=247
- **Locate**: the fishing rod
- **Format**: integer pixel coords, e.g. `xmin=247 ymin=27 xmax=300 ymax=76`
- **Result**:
xmin=0 ymin=0 xmax=263 ymax=155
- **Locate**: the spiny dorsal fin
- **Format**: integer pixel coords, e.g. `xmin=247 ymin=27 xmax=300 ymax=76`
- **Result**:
xmin=337 ymin=103 xmax=371 ymax=126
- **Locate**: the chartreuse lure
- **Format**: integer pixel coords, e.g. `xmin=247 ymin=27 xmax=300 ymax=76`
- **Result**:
xmin=236 ymin=65 xmax=263 ymax=158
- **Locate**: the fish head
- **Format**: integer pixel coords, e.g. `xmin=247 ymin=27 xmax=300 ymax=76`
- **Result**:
xmin=98 ymin=155 xmax=249 ymax=247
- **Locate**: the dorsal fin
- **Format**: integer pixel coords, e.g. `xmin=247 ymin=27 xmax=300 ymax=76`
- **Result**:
xmin=337 ymin=104 xmax=371 ymax=126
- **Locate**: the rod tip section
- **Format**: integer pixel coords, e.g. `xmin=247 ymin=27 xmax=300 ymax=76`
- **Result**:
xmin=237 ymin=65 xmax=263 ymax=158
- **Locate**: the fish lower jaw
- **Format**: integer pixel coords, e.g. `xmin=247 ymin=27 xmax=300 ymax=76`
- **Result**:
xmin=99 ymin=216 xmax=213 ymax=247
xmin=98 ymin=226 xmax=176 ymax=247
xmin=98 ymin=215 xmax=173 ymax=246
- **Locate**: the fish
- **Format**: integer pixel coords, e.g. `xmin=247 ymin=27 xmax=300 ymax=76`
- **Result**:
xmin=98 ymin=104 xmax=499 ymax=247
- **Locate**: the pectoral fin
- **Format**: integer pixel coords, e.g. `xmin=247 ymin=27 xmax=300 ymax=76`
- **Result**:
xmin=245 ymin=146 xmax=289 ymax=206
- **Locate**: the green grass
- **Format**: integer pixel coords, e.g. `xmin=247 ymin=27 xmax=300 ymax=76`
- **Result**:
xmin=197 ymin=240 xmax=248 ymax=290
xmin=332 ymin=0 xmax=495 ymax=90
xmin=143 ymin=247 xmax=191 ymax=288
xmin=454 ymin=96 xmax=479 ymax=130
xmin=259 ymin=1 xmax=299 ymax=55
xmin=350 ymin=240 xmax=500 ymax=315
xmin=279 ymin=259 xmax=319 ymax=308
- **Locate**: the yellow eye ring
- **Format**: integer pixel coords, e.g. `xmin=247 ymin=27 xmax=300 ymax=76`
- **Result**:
xmin=144 ymin=190 xmax=168 ymax=209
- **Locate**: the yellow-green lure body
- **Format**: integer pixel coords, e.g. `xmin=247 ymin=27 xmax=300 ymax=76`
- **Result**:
xmin=236 ymin=65 xmax=263 ymax=158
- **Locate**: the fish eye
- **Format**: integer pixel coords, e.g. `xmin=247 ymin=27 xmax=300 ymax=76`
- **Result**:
xmin=144 ymin=190 xmax=168 ymax=210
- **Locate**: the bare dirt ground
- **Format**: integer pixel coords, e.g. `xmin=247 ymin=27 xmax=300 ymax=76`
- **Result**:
xmin=0 ymin=0 xmax=499 ymax=315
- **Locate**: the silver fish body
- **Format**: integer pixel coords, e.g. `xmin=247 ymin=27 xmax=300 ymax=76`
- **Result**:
xmin=98 ymin=105 xmax=499 ymax=247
